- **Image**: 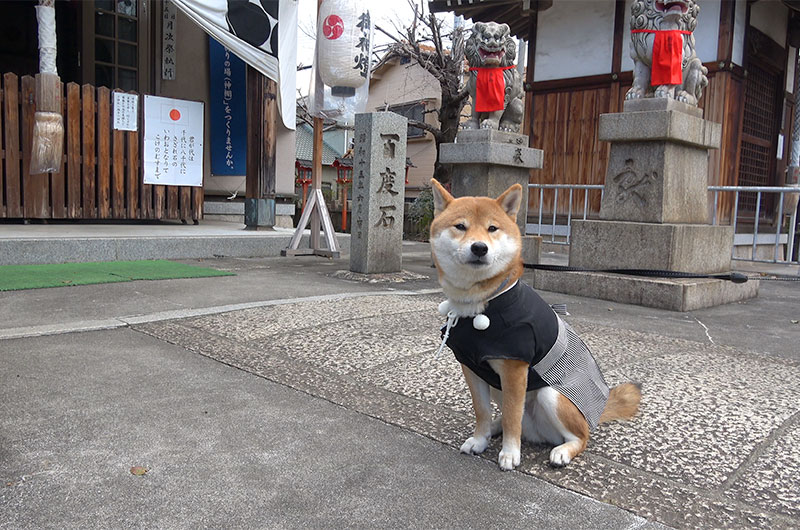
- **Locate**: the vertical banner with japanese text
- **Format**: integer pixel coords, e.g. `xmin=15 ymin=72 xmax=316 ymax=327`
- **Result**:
xmin=143 ymin=95 xmax=205 ymax=187
xmin=162 ymin=1 xmax=178 ymax=80
xmin=209 ymin=38 xmax=247 ymax=176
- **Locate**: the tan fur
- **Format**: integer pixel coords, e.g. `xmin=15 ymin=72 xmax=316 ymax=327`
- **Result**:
xmin=490 ymin=359 xmax=528 ymax=458
xmin=430 ymin=180 xmax=641 ymax=470
xmin=599 ymin=383 xmax=642 ymax=423
xmin=429 ymin=179 xmax=524 ymax=314
xmin=554 ymin=392 xmax=590 ymax=463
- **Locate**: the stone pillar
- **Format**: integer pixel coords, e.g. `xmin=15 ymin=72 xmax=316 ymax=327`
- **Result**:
xmin=534 ymin=99 xmax=758 ymax=311
xmin=570 ymin=98 xmax=734 ymax=273
xmin=439 ymin=129 xmax=543 ymax=235
xmin=349 ymin=112 xmax=407 ymax=274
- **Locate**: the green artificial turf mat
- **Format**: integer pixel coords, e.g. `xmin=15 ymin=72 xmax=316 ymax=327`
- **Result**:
xmin=0 ymin=260 xmax=234 ymax=291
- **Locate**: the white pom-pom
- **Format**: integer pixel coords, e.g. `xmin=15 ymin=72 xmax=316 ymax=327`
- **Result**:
xmin=438 ymin=300 xmax=452 ymax=316
xmin=473 ymin=314 xmax=490 ymax=330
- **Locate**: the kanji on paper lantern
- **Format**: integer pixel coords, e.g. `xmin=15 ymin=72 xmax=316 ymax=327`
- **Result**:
xmin=316 ymin=0 xmax=371 ymax=97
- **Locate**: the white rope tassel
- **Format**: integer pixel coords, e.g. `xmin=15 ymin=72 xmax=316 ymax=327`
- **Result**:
xmin=36 ymin=3 xmax=58 ymax=75
xmin=435 ymin=310 xmax=459 ymax=359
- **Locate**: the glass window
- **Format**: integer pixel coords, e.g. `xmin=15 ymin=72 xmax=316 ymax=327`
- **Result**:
xmin=95 ymin=64 xmax=114 ymax=88
xmin=388 ymin=102 xmax=427 ymax=139
xmin=95 ymin=12 xmax=114 ymax=37
xmin=118 ymin=17 xmax=137 ymax=42
xmin=95 ymin=38 xmax=114 ymax=63
xmin=116 ymin=0 xmax=136 ymax=17
xmin=118 ymin=42 xmax=137 ymax=67
xmin=118 ymin=68 xmax=137 ymax=91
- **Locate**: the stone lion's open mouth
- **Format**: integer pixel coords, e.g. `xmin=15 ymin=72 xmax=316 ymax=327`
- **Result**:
xmin=655 ymin=0 xmax=688 ymax=14
xmin=478 ymin=47 xmax=504 ymax=62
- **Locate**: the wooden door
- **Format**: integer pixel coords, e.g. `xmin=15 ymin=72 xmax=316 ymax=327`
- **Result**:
xmin=81 ymin=0 xmax=152 ymax=92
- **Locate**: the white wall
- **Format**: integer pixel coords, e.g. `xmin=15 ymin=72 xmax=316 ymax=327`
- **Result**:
xmin=750 ymin=0 xmax=789 ymax=48
xmin=276 ymin=122 xmax=297 ymax=196
xmin=621 ymin=0 xmax=720 ymax=71
xmin=534 ymin=0 xmax=615 ymax=82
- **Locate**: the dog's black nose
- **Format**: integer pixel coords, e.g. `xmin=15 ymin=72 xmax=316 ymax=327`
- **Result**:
xmin=471 ymin=242 xmax=488 ymax=257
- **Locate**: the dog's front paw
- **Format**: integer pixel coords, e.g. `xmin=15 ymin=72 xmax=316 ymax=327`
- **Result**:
xmin=460 ymin=436 xmax=489 ymax=455
xmin=498 ymin=447 xmax=520 ymax=471
xmin=549 ymin=445 xmax=572 ymax=467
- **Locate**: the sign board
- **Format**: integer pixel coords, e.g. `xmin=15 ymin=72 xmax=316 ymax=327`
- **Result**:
xmin=162 ymin=0 xmax=177 ymax=80
xmin=113 ymin=92 xmax=139 ymax=131
xmin=209 ymin=38 xmax=247 ymax=176
xmin=143 ymin=95 xmax=204 ymax=187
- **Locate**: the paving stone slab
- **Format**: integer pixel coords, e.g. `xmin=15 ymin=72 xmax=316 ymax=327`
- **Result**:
xmin=138 ymin=294 xmax=800 ymax=529
xmin=181 ymin=294 xmax=442 ymax=343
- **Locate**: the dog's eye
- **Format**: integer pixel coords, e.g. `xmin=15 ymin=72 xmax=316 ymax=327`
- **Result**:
xmin=488 ymin=225 xmax=498 ymax=233
xmin=454 ymin=223 xmax=467 ymax=231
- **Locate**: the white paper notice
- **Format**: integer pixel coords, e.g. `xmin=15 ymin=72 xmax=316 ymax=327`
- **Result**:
xmin=113 ymin=92 xmax=139 ymax=132
xmin=143 ymin=95 xmax=204 ymax=187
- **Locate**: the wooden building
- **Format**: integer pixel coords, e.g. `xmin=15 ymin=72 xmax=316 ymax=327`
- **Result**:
xmin=430 ymin=0 xmax=800 ymax=226
xmin=0 ymin=0 xmax=296 ymax=225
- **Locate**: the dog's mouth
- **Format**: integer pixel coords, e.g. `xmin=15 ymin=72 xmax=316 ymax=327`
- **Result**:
xmin=655 ymin=0 xmax=688 ymax=14
xmin=467 ymin=257 xmax=490 ymax=267
xmin=479 ymin=46 xmax=505 ymax=64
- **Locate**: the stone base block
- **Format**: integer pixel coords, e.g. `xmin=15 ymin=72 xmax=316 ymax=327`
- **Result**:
xmin=440 ymin=140 xmax=543 ymax=168
xmin=599 ymin=141 xmax=711 ymax=224
xmin=521 ymin=235 xmax=542 ymax=265
xmin=570 ymin=220 xmax=734 ymax=274
xmin=455 ymin=128 xmax=529 ymax=145
xmin=533 ymin=269 xmax=759 ymax=312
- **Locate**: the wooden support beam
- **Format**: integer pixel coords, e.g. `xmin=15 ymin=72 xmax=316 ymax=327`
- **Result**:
xmin=522 ymin=10 xmax=537 ymax=146
xmin=283 ymin=0 xmax=340 ymax=257
xmin=245 ymin=65 xmax=277 ymax=229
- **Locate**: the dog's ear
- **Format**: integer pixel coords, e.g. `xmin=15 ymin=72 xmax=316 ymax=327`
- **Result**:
xmin=430 ymin=179 xmax=453 ymax=215
xmin=496 ymin=183 xmax=523 ymax=221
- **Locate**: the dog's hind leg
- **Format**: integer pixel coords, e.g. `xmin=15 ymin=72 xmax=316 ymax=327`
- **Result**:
xmin=460 ymin=364 xmax=494 ymax=455
xmin=535 ymin=387 xmax=589 ymax=467
xmin=487 ymin=359 xmax=529 ymax=471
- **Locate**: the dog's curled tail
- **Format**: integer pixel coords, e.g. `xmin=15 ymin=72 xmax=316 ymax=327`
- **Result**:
xmin=599 ymin=382 xmax=641 ymax=424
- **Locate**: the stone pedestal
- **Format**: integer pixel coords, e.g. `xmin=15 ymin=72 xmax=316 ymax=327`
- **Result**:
xmin=534 ymin=99 xmax=758 ymax=311
xmin=349 ymin=112 xmax=408 ymax=274
xmin=569 ymin=220 xmax=734 ymax=274
xmin=598 ymin=99 xmax=719 ymax=224
xmin=440 ymin=129 xmax=543 ymax=235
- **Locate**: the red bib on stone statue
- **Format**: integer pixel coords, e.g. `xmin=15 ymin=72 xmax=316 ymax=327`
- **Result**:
xmin=633 ymin=29 xmax=690 ymax=86
xmin=470 ymin=66 xmax=515 ymax=112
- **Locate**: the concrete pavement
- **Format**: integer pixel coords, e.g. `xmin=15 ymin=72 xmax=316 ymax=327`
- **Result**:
xmin=1 ymin=241 xmax=799 ymax=528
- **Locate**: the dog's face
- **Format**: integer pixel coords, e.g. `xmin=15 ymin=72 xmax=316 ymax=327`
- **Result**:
xmin=429 ymin=179 xmax=522 ymax=289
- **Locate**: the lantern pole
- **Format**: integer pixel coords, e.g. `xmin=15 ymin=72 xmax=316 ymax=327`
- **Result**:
xmin=283 ymin=0 xmax=341 ymax=257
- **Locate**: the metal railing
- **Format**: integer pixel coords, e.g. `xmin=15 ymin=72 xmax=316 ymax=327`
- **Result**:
xmin=526 ymin=184 xmax=605 ymax=244
xmin=527 ymin=183 xmax=800 ymax=265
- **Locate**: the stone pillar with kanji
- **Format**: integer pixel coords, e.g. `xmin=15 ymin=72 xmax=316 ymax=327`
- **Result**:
xmin=349 ymin=112 xmax=407 ymax=274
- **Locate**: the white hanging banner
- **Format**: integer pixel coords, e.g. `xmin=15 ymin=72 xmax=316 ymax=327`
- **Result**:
xmin=169 ymin=0 xmax=297 ymax=130
xmin=143 ymin=95 xmax=204 ymax=187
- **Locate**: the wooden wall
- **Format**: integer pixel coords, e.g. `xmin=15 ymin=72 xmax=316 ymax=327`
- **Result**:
xmin=0 ymin=73 xmax=202 ymax=221
xmin=527 ymin=70 xmax=744 ymax=224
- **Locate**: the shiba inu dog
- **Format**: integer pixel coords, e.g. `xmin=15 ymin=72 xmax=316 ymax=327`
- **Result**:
xmin=429 ymin=179 xmax=641 ymax=471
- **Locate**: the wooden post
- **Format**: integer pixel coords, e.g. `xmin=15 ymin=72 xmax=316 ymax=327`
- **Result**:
xmin=522 ymin=10 xmax=537 ymax=147
xmin=30 ymin=0 xmax=64 ymax=175
xmin=245 ymin=66 xmax=278 ymax=229
xmin=282 ymin=0 xmax=340 ymax=257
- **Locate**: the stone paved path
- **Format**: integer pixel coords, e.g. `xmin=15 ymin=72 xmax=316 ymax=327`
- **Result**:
xmin=135 ymin=290 xmax=800 ymax=529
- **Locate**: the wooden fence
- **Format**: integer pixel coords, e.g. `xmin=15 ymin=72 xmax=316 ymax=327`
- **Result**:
xmin=1 ymin=73 xmax=202 ymax=221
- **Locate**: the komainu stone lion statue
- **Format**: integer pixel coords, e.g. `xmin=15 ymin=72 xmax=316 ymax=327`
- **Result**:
xmin=463 ymin=21 xmax=524 ymax=132
xmin=625 ymin=0 xmax=708 ymax=106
